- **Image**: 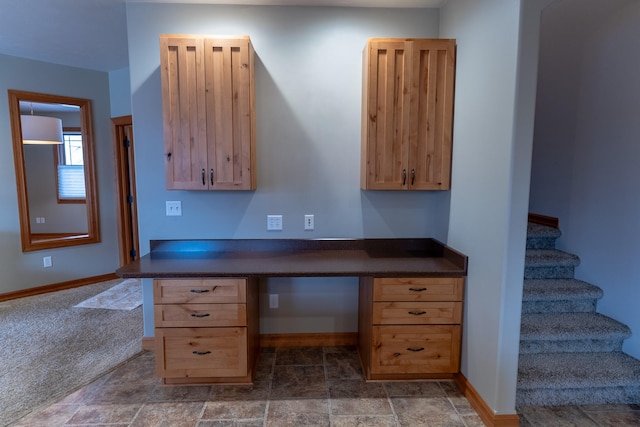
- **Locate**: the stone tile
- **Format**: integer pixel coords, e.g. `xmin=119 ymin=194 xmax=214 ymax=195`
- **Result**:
xmin=324 ymin=352 xmax=364 ymax=380
xmin=323 ymin=346 xmax=358 ymax=354
xmin=130 ymin=402 xmax=204 ymax=427
xmin=266 ymin=399 xmax=329 ymax=427
xmin=198 ymin=420 xmax=264 ymax=427
xmin=460 ymin=414 xmax=486 ymax=427
xmin=275 ymin=346 xmax=324 ymax=365
xmin=104 ymin=353 xmax=158 ymax=386
xmin=581 ymin=403 xmax=640 ymax=412
xmin=586 ymin=410 xmax=640 ymax=426
xmin=391 ymin=396 xmax=465 ymax=427
xmin=329 ymin=379 xmax=391 ymax=415
xmin=149 ymin=385 xmax=213 ymax=402
xmin=202 ymin=400 xmax=267 ymax=420
xmin=83 ymin=382 xmax=156 ymax=405
xmin=332 ymin=414 xmax=398 ymax=426
xmin=271 ymin=365 xmax=327 ymax=399
xmin=254 ymin=352 xmax=276 ymax=382
xmin=383 ymin=381 xmax=447 ymax=398
xmin=56 ymin=373 xmax=114 ymax=404
xmin=517 ymin=406 xmax=599 ymax=427
xmin=66 ymin=403 xmax=140 ymax=424
xmin=329 ymin=379 xmax=386 ymax=399
xmin=12 ymin=404 xmax=79 ymax=426
xmin=209 ymin=381 xmax=270 ymax=401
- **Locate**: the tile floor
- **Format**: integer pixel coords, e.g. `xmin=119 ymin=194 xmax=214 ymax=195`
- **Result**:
xmin=11 ymin=346 xmax=640 ymax=427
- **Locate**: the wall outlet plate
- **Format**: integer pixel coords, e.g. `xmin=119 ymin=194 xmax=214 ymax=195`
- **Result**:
xmin=304 ymin=214 xmax=314 ymax=230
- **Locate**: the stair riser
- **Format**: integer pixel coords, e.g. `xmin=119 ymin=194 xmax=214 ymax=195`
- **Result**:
xmin=516 ymin=386 xmax=640 ymax=407
xmin=520 ymin=339 xmax=625 ymax=354
xmin=526 ymin=238 xmax=557 ymax=250
xmin=521 ymin=300 xmax=598 ymax=314
xmin=525 ymin=266 xmax=575 ymax=279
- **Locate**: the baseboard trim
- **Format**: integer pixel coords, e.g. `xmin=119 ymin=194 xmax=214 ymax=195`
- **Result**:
xmin=0 ymin=273 xmax=118 ymax=302
xmin=455 ymin=373 xmax=519 ymax=427
xmin=141 ymin=337 xmax=156 ymax=352
xmin=260 ymin=332 xmax=358 ymax=348
xmin=528 ymin=213 xmax=559 ymax=228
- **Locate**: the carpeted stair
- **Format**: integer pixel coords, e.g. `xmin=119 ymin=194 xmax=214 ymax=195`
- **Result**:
xmin=517 ymin=222 xmax=640 ymax=406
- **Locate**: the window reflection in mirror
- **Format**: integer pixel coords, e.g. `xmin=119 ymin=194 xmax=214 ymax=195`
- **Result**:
xmin=8 ymin=90 xmax=100 ymax=252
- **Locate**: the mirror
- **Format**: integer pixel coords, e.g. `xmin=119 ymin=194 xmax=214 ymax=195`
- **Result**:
xmin=8 ymin=90 xmax=100 ymax=252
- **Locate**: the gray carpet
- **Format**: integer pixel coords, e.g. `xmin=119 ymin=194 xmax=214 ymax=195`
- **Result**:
xmin=0 ymin=279 xmax=143 ymax=427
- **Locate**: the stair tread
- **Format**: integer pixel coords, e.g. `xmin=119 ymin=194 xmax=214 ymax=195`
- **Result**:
xmin=518 ymin=352 xmax=640 ymax=389
xmin=525 ymin=249 xmax=580 ymax=267
xmin=520 ymin=312 xmax=631 ymax=340
xmin=527 ymin=222 xmax=561 ymax=239
xmin=522 ymin=279 xmax=604 ymax=301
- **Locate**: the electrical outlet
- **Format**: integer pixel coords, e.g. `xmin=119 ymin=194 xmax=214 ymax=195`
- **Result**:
xmin=304 ymin=214 xmax=314 ymax=231
xmin=267 ymin=215 xmax=283 ymax=231
xmin=166 ymin=201 xmax=182 ymax=216
xmin=43 ymin=256 xmax=52 ymax=268
xmin=269 ymin=294 xmax=279 ymax=309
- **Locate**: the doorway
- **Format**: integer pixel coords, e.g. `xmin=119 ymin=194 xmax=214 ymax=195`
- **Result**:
xmin=112 ymin=116 xmax=139 ymax=267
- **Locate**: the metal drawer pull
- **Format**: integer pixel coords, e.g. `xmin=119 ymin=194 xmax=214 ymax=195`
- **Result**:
xmin=190 ymin=286 xmax=217 ymax=294
xmin=408 ymin=287 xmax=427 ymax=292
xmin=192 ymin=351 xmax=211 ymax=356
xmin=190 ymin=313 xmax=210 ymax=318
xmin=407 ymin=347 xmax=425 ymax=352
xmin=408 ymin=311 xmax=427 ymax=316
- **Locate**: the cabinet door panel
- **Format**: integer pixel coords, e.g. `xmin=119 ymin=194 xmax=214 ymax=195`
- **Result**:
xmin=409 ymin=39 xmax=456 ymax=190
xmin=362 ymin=40 xmax=411 ymax=190
xmin=161 ymin=36 xmax=208 ymax=190
xmin=204 ymin=38 xmax=256 ymax=190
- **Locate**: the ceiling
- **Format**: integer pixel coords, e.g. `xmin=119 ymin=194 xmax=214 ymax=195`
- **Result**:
xmin=0 ymin=0 xmax=445 ymax=73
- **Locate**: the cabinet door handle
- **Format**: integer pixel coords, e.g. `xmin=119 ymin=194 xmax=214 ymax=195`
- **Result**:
xmin=201 ymin=169 xmax=206 ymax=186
xmin=407 ymin=347 xmax=425 ymax=352
xmin=210 ymin=169 xmax=214 ymax=186
xmin=409 ymin=287 xmax=427 ymax=292
xmin=411 ymin=168 xmax=415 ymax=185
xmin=190 ymin=313 xmax=210 ymax=318
xmin=192 ymin=351 xmax=211 ymax=356
xmin=408 ymin=311 xmax=427 ymax=316
xmin=402 ymin=169 xmax=407 ymax=185
xmin=190 ymin=289 xmax=209 ymax=294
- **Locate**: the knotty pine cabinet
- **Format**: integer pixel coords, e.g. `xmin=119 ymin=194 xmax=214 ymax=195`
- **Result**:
xmin=358 ymin=277 xmax=464 ymax=380
xmin=361 ymin=38 xmax=456 ymax=190
xmin=153 ymin=277 xmax=259 ymax=384
xmin=160 ymin=35 xmax=256 ymax=190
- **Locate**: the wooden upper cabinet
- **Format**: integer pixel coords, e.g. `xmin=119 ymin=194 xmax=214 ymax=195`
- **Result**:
xmin=160 ymin=35 xmax=256 ymax=190
xmin=361 ymin=38 xmax=456 ymax=190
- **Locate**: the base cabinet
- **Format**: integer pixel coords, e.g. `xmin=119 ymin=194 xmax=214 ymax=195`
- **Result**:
xmin=359 ymin=277 xmax=464 ymax=380
xmin=153 ymin=277 xmax=259 ymax=384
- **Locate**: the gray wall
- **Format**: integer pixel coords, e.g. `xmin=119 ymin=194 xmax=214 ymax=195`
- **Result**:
xmin=0 ymin=54 xmax=120 ymax=292
xmin=529 ymin=0 xmax=640 ymax=359
xmin=126 ymin=4 xmax=450 ymax=336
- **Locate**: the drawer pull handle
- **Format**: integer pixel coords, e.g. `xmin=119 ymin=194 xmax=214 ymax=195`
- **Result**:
xmin=190 ymin=313 xmax=210 ymax=318
xmin=408 ymin=311 xmax=427 ymax=316
xmin=408 ymin=287 xmax=427 ymax=292
xmin=190 ymin=286 xmax=217 ymax=294
xmin=407 ymin=347 xmax=425 ymax=352
xmin=192 ymin=351 xmax=211 ymax=356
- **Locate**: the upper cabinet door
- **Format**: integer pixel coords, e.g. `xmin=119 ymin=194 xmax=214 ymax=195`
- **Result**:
xmin=160 ymin=35 xmax=208 ymax=190
xmin=160 ymin=35 xmax=256 ymax=191
xmin=361 ymin=38 xmax=456 ymax=191
xmin=204 ymin=37 xmax=256 ymax=190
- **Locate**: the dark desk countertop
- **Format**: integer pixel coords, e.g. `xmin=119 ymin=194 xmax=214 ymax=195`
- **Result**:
xmin=116 ymin=238 xmax=468 ymax=279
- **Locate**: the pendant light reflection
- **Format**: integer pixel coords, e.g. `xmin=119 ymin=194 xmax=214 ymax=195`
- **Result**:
xmin=20 ymin=114 xmax=64 ymax=145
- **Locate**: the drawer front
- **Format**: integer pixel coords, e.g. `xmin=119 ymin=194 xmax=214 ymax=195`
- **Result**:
xmin=156 ymin=327 xmax=248 ymax=378
xmin=154 ymin=304 xmax=247 ymax=327
xmin=371 ymin=325 xmax=461 ymax=374
xmin=372 ymin=302 xmax=462 ymax=325
xmin=154 ymin=278 xmax=247 ymax=304
xmin=373 ymin=277 xmax=463 ymax=302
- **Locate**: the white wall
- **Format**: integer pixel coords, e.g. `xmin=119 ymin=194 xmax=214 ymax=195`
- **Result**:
xmin=0 ymin=54 xmax=121 ymax=293
xmin=109 ymin=67 xmax=132 ymax=118
xmin=440 ymin=0 xmax=552 ymax=415
xmin=126 ymin=4 xmax=451 ymax=336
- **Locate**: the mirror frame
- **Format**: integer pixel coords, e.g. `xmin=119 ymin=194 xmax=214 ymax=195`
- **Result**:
xmin=8 ymin=89 xmax=100 ymax=252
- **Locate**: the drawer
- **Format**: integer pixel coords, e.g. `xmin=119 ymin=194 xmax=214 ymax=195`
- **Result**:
xmin=372 ymin=302 xmax=462 ymax=325
xmin=371 ymin=325 xmax=461 ymax=374
xmin=154 ymin=304 xmax=247 ymax=327
xmin=154 ymin=278 xmax=247 ymax=304
xmin=373 ymin=277 xmax=463 ymax=302
xmin=156 ymin=327 xmax=248 ymax=378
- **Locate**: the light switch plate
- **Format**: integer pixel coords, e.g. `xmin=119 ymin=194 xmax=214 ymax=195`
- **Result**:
xmin=267 ymin=215 xmax=283 ymax=231
xmin=166 ymin=201 xmax=182 ymax=216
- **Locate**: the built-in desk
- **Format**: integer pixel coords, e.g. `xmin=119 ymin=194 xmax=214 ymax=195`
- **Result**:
xmin=116 ymin=238 xmax=467 ymax=384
